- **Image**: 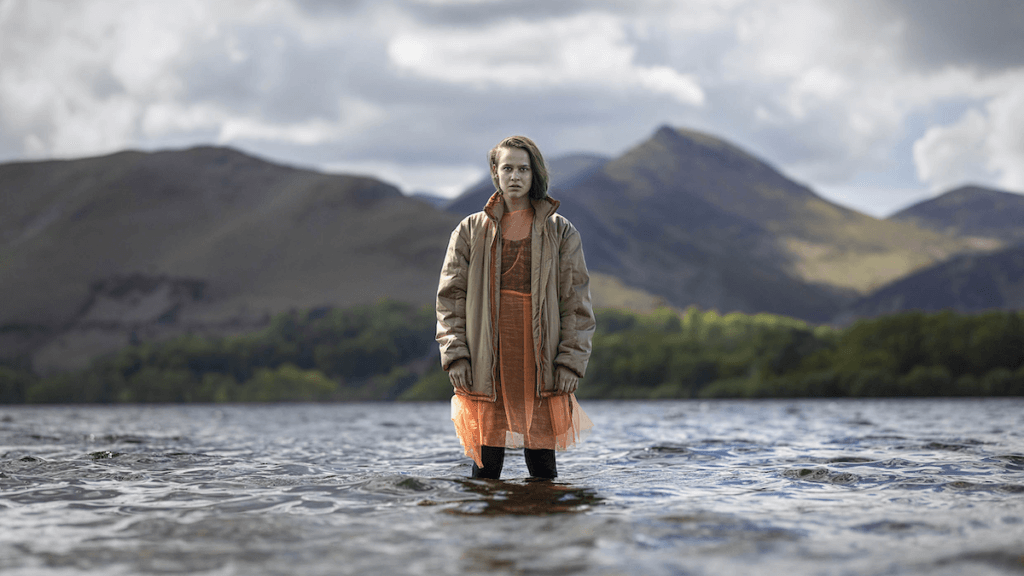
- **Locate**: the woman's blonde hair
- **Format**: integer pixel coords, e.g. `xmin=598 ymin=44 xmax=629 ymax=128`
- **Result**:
xmin=488 ymin=135 xmax=549 ymax=200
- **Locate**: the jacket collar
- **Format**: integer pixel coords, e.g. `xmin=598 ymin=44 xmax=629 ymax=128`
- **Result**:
xmin=483 ymin=191 xmax=560 ymax=222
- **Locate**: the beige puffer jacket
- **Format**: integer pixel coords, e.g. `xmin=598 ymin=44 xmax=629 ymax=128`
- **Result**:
xmin=436 ymin=192 xmax=595 ymax=401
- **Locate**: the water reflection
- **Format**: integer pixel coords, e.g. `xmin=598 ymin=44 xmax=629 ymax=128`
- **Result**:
xmin=446 ymin=479 xmax=603 ymax=516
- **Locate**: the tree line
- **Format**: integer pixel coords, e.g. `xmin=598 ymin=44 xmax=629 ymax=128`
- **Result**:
xmin=1 ymin=300 xmax=434 ymax=403
xmin=2 ymin=301 xmax=1022 ymax=403
xmin=579 ymin=307 xmax=1024 ymax=399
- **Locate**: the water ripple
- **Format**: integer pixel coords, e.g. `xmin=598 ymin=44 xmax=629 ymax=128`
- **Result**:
xmin=0 ymin=399 xmax=1022 ymax=575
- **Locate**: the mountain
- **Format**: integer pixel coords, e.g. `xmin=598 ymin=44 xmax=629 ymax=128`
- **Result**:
xmin=607 ymin=127 xmax=979 ymax=293
xmin=1 ymin=128 xmax=998 ymax=373
xmin=837 ymin=246 xmax=1024 ymax=320
xmin=837 ymin=185 xmax=1024 ymax=318
xmin=0 ymin=146 xmax=460 ymax=373
xmin=888 ymin=185 xmax=1024 ymax=245
xmin=446 ymin=126 xmax=977 ymax=321
xmin=409 ymin=191 xmax=450 ymax=209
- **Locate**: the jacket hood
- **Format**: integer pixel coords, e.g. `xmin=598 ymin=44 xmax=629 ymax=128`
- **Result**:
xmin=483 ymin=191 xmax=560 ymax=222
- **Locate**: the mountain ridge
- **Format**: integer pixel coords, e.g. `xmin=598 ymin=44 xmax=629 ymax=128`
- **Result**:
xmin=0 ymin=145 xmax=461 ymax=372
xmin=836 ymin=245 xmax=1024 ymax=321
xmin=888 ymin=184 xmax=1024 ymax=246
xmin=444 ymin=125 xmax=981 ymax=321
xmin=3 ymin=128 xmax=1018 ymax=374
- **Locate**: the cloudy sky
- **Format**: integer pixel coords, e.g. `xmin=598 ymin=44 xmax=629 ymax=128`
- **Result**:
xmin=1 ymin=0 xmax=1023 ymax=216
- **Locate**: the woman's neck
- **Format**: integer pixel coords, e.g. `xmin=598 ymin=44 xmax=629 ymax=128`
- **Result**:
xmin=503 ymin=194 xmax=531 ymax=213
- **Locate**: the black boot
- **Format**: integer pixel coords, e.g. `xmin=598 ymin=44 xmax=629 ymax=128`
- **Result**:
xmin=524 ymin=448 xmax=557 ymax=479
xmin=471 ymin=445 xmax=505 ymax=479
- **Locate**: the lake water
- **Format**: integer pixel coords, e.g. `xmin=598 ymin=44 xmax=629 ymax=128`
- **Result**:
xmin=1 ymin=399 xmax=1023 ymax=575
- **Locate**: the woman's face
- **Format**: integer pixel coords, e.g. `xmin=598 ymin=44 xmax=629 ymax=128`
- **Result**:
xmin=494 ymin=147 xmax=532 ymax=200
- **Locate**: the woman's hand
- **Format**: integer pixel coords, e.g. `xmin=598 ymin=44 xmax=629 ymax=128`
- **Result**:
xmin=448 ymin=359 xmax=473 ymax=391
xmin=555 ymin=366 xmax=578 ymax=394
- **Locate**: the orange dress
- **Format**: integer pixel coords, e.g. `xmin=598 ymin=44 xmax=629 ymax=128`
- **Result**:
xmin=451 ymin=207 xmax=593 ymax=467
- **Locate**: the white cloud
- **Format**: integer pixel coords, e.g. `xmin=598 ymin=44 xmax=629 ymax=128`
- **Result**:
xmin=986 ymin=79 xmax=1024 ymax=191
xmin=0 ymin=0 xmax=376 ymax=160
xmin=2 ymin=0 xmax=1023 ymax=214
xmin=387 ymin=12 xmax=704 ymax=105
xmin=712 ymin=0 xmax=1024 ymax=203
xmin=636 ymin=66 xmax=705 ymax=106
xmin=724 ymin=2 xmax=911 ymax=165
xmin=322 ymin=159 xmax=484 ymax=198
xmin=912 ymin=73 xmax=1024 ymax=193
xmin=141 ymin=102 xmax=221 ymax=137
xmin=61 ymin=1 xmax=225 ymax=154
xmin=215 ymin=98 xmax=384 ymax=145
xmin=912 ymin=108 xmax=992 ymax=192
xmin=218 ymin=116 xmax=339 ymax=146
xmin=0 ymin=0 xmax=208 ymax=158
xmin=658 ymin=0 xmax=747 ymax=32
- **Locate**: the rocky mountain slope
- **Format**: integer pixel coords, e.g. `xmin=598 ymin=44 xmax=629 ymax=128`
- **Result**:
xmin=2 ymin=128 xmax=1013 ymax=374
xmin=448 ymin=126 xmax=979 ymax=321
xmin=888 ymin=185 xmax=1024 ymax=246
xmin=830 ymin=185 xmax=1024 ymax=319
xmin=837 ymin=246 xmax=1024 ymax=320
xmin=0 ymin=147 xmax=460 ymax=372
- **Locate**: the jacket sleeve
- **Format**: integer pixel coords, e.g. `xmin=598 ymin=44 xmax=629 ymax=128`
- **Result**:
xmin=436 ymin=221 xmax=472 ymax=371
xmin=555 ymin=220 xmax=596 ymax=378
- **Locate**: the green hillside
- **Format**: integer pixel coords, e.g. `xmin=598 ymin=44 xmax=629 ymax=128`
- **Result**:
xmin=838 ymin=246 xmax=1024 ymax=320
xmin=601 ymin=127 xmax=980 ymax=296
xmin=0 ymin=147 xmax=460 ymax=372
xmin=2 ymin=128 xmax=1012 ymax=377
xmin=888 ymin=185 xmax=1024 ymax=245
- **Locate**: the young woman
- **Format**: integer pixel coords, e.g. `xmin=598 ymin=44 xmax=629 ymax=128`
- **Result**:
xmin=436 ymin=135 xmax=595 ymax=479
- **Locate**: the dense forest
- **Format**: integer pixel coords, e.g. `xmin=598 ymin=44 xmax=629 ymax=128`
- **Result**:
xmin=1 ymin=301 xmax=435 ymax=404
xmin=2 ymin=301 xmax=1023 ymax=404
xmin=583 ymin=307 xmax=1024 ymax=399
